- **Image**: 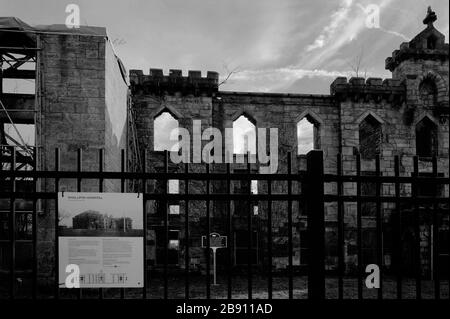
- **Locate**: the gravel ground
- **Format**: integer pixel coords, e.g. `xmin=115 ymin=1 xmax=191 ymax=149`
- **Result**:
xmin=54 ymin=274 xmax=450 ymax=300
xmin=2 ymin=275 xmax=449 ymax=299
xmin=144 ymin=275 xmax=450 ymax=299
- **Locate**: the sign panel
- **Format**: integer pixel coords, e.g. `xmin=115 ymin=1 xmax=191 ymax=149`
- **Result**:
xmin=201 ymin=232 xmax=227 ymax=248
xmin=58 ymin=192 xmax=143 ymax=288
xmin=201 ymin=232 xmax=227 ymax=285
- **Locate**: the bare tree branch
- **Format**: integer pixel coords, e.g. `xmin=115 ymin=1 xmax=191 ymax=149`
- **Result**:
xmin=347 ymin=47 xmax=366 ymax=78
xmin=218 ymin=63 xmax=240 ymax=87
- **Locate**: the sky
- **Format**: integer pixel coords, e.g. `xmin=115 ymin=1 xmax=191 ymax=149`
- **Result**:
xmin=1 ymin=0 xmax=448 ymax=94
xmin=1 ymin=0 xmax=449 ymax=152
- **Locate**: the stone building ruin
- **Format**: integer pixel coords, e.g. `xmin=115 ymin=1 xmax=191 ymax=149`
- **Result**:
xmin=0 ymin=7 xmax=448 ymax=288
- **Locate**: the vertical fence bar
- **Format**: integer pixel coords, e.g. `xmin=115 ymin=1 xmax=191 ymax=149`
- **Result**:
xmin=432 ymin=156 xmax=439 ymax=299
xmin=375 ymin=155 xmax=383 ymax=299
xmin=206 ymin=162 xmax=211 ymax=299
xmin=32 ymin=147 xmax=38 ymax=299
xmin=356 ymin=154 xmax=362 ymax=299
xmin=163 ymin=150 xmax=168 ymax=300
xmin=77 ymin=149 xmax=82 ymax=192
xmin=98 ymin=149 xmax=104 ymax=300
xmin=54 ymin=148 xmax=60 ymax=299
xmin=184 ymin=162 xmax=189 ymax=299
xmin=287 ymin=152 xmax=293 ymax=299
xmin=337 ymin=154 xmax=344 ymax=299
xmin=76 ymin=149 xmax=82 ymax=300
xmin=226 ymin=163 xmax=232 ymax=299
xmin=267 ymin=178 xmax=273 ymax=299
xmin=98 ymin=149 xmax=104 ymax=191
xmin=120 ymin=149 xmax=126 ymax=299
xmin=142 ymin=150 xmax=147 ymax=299
xmin=424 ymin=184 xmax=432 ymax=298
xmin=394 ymin=156 xmax=402 ymax=299
xmin=413 ymin=156 xmax=421 ymax=299
xmin=412 ymin=156 xmax=422 ymax=299
xmin=9 ymin=146 xmax=15 ymax=299
xmin=306 ymin=150 xmax=325 ymax=300
xmin=247 ymin=158 xmax=252 ymax=299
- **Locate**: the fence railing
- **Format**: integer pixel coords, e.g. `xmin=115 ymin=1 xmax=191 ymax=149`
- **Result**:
xmin=0 ymin=146 xmax=449 ymax=300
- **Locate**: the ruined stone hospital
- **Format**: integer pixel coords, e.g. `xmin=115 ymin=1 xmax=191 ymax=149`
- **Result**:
xmin=0 ymin=7 xmax=448 ymax=290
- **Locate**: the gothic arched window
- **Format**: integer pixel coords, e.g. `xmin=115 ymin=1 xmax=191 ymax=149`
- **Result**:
xmin=359 ymin=114 xmax=382 ymax=160
xmin=419 ymin=78 xmax=438 ymax=107
xmin=297 ymin=116 xmax=320 ymax=155
xmin=233 ymin=114 xmax=256 ymax=154
xmin=427 ymin=35 xmax=437 ymax=49
xmin=416 ymin=117 xmax=438 ymax=158
xmin=154 ymin=110 xmax=179 ymax=151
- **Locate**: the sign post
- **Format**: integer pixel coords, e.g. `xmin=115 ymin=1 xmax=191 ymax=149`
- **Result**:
xmin=201 ymin=232 xmax=227 ymax=285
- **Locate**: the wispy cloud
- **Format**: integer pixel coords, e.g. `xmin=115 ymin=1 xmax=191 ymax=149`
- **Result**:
xmin=378 ymin=27 xmax=409 ymax=41
xmin=221 ymin=67 xmax=350 ymax=93
xmin=306 ymin=0 xmax=354 ymax=52
xmin=231 ymin=67 xmax=347 ymax=82
xmin=2 ymin=0 xmax=447 ymax=95
xmin=301 ymin=0 xmax=397 ymax=69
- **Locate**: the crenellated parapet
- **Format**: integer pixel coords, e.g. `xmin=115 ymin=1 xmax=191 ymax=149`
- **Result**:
xmin=385 ymin=42 xmax=449 ymax=72
xmin=129 ymin=68 xmax=219 ymax=96
xmin=330 ymin=77 xmax=406 ymax=106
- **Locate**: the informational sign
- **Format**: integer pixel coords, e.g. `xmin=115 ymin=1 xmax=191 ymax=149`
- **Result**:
xmin=201 ymin=232 xmax=227 ymax=249
xmin=58 ymin=192 xmax=143 ymax=288
xmin=201 ymin=232 xmax=227 ymax=285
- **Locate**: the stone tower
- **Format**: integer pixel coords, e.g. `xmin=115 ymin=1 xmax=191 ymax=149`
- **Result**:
xmin=386 ymin=7 xmax=449 ymax=126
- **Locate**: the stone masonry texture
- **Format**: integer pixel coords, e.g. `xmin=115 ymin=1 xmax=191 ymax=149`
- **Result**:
xmin=34 ymin=33 xmax=128 ymax=287
xmin=129 ymin=18 xmax=449 ymax=276
xmin=1 ymin=11 xmax=448 ymax=290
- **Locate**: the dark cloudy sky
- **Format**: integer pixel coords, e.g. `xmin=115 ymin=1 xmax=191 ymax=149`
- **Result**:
xmin=2 ymin=0 xmax=449 ymax=94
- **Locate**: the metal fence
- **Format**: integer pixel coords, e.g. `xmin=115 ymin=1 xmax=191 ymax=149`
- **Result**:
xmin=0 ymin=146 xmax=449 ymax=300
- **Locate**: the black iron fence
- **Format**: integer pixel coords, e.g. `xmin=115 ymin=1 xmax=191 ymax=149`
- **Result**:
xmin=0 ymin=146 xmax=449 ymax=300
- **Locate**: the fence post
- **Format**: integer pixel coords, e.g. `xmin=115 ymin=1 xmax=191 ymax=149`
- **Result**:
xmin=306 ymin=150 xmax=325 ymax=300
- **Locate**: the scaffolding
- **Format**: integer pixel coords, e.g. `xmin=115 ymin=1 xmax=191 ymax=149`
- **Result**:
xmin=0 ymin=17 xmax=143 ymax=179
xmin=0 ymin=17 xmax=38 ymax=174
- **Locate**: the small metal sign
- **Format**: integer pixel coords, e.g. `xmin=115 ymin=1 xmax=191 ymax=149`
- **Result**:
xmin=201 ymin=232 xmax=227 ymax=285
xmin=201 ymin=232 xmax=227 ymax=248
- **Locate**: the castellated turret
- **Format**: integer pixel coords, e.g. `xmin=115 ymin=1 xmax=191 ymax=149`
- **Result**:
xmin=385 ymin=7 xmax=449 ymax=121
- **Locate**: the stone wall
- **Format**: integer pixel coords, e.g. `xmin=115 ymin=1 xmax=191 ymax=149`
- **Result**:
xmin=130 ymin=69 xmax=220 ymax=270
xmin=131 ymin=47 xmax=448 ymax=274
xmin=215 ymin=92 xmax=338 ymax=269
xmin=24 ymin=14 xmax=448 ymax=284
xmin=35 ymin=33 xmax=127 ymax=287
